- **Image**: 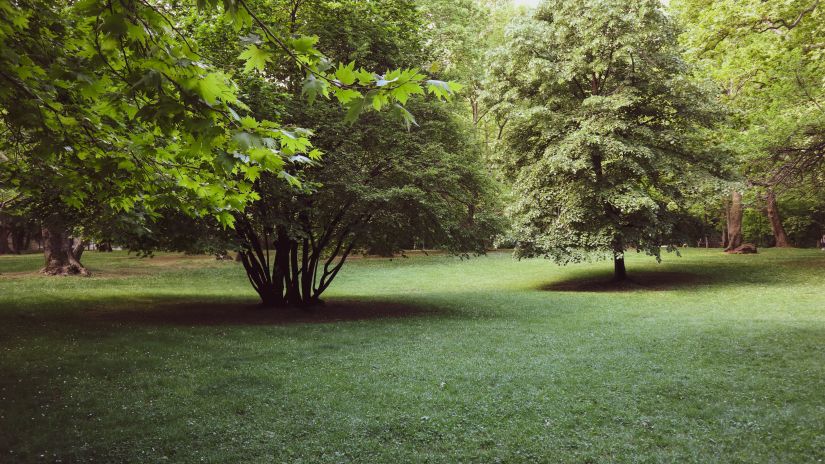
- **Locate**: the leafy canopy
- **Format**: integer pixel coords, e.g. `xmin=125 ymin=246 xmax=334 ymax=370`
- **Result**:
xmin=0 ymin=0 xmax=457 ymax=231
xmin=489 ymin=0 xmax=724 ymax=263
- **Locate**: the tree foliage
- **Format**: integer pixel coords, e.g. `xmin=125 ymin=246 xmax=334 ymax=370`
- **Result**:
xmin=673 ymin=0 xmax=825 ymax=247
xmin=0 ymin=0 xmax=455 ymax=274
xmin=113 ymin=0 xmax=501 ymax=306
xmin=488 ymin=0 xmax=725 ymax=278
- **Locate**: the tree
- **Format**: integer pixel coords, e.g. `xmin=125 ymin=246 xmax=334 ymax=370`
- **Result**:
xmin=725 ymin=189 xmax=744 ymax=250
xmin=674 ymin=0 xmax=825 ymax=248
xmin=488 ymin=0 xmax=723 ymax=280
xmin=0 ymin=0 xmax=454 ymax=274
xmin=235 ymin=102 xmax=500 ymax=306
xmin=0 ymin=0 xmax=308 ymax=273
xmin=764 ymin=188 xmax=790 ymax=248
xmin=187 ymin=0 xmax=500 ymax=307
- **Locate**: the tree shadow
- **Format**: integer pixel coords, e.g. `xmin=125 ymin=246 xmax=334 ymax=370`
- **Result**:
xmin=86 ymin=298 xmax=436 ymax=327
xmin=539 ymin=271 xmax=707 ymax=293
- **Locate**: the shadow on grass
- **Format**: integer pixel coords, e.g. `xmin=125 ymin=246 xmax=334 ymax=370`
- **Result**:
xmin=539 ymin=271 xmax=709 ymax=293
xmin=536 ymin=251 xmax=825 ymax=293
xmin=84 ymin=298 xmax=437 ymax=327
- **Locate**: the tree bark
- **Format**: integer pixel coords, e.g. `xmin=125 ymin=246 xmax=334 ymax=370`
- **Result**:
xmin=71 ymin=237 xmax=86 ymax=261
xmin=10 ymin=226 xmax=26 ymax=253
xmin=725 ymin=190 xmax=743 ymax=251
xmin=613 ymin=251 xmax=627 ymax=282
xmin=764 ymin=188 xmax=791 ymax=247
xmin=0 ymin=225 xmax=10 ymax=254
xmin=41 ymin=223 xmax=90 ymax=276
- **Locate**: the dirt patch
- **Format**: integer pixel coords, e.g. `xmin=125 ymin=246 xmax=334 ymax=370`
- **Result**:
xmin=89 ymin=299 xmax=432 ymax=327
xmin=540 ymin=271 xmax=704 ymax=292
xmin=0 ymin=271 xmax=40 ymax=280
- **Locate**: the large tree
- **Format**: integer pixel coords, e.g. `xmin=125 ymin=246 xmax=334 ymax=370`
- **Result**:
xmin=0 ymin=0 xmax=452 ymax=274
xmin=234 ymin=101 xmax=500 ymax=307
xmin=188 ymin=0 xmax=499 ymax=307
xmin=0 ymin=0 xmax=310 ymax=273
xmin=488 ymin=0 xmax=723 ymax=280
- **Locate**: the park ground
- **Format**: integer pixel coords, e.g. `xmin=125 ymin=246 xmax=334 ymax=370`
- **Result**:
xmin=1 ymin=248 xmax=824 ymax=462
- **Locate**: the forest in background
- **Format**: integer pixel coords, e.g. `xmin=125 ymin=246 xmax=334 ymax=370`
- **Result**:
xmin=1 ymin=0 xmax=824 ymax=304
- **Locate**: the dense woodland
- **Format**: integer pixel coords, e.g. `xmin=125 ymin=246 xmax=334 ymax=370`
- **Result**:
xmin=1 ymin=0 xmax=824 ymax=304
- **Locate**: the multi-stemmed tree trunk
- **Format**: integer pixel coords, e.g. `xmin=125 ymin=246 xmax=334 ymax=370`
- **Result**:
xmin=764 ymin=188 xmax=791 ymax=247
xmin=235 ymin=214 xmax=361 ymax=308
xmin=725 ymin=190 xmax=744 ymax=251
xmin=41 ymin=220 xmax=89 ymax=276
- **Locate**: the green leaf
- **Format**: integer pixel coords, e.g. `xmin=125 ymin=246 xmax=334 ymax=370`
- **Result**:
xmin=238 ymin=44 xmax=272 ymax=73
xmin=242 ymin=164 xmax=261 ymax=181
xmin=334 ymin=61 xmax=357 ymax=85
xmin=371 ymin=92 xmax=388 ymax=111
xmin=391 ymin=103 xmax=417 ymax=129
xmin=390 ymin=82 xmax=424 ymax=105
xmin=197 ymin=72 xmax=234 ymax=105
xmin=291 ymin=35 xmax=319 ymax=54
xmin=280 ymin=171 xmax=302 ymax=187
xmin=239 ymin=116 xmax=259 ymax=129
xmin=354 ymin=68 xmax=374 ymax=85
xmin=217 ymin=210 xmax=236 ymax=228
xmin=58 ymin=115 xmax=78 ymax=126
xmin=232 ymin=131 xmax=261 ymax=150
xmin=333 ymin=88 xmax=362 ymax=105
xmin=426 ymin=80 xmax=453 ymax=100
xmin=117 ymin=159 xmax=136 ymax=171
xmin=302 ymin=75 xmax=327 ymax=104
xmin=344 ymin=96 xmax=367 ymax=124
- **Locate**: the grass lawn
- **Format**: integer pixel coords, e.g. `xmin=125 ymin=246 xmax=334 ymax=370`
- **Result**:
xmin=1 ymin=248 xmax=824 ymax=462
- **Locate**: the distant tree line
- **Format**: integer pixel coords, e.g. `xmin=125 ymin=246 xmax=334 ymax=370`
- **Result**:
xmin=2 ymin=0 xmax=824 ymax=300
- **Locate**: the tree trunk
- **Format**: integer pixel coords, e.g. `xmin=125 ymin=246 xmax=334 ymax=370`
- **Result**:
xmin=10 ymin=225 xmax=26 ymax=253
xmin=71 ymin=237 xmax=86 ymax=261
xmin=236 ymin=219 xmax=286 ymax=308
xmin=0 ymin=225 xmax=10 ymax=254
xmin=725 ymin=190 xmax=743 ymax=251
xmin=613 ymin=252 xmax=627 ymax=282
xmin=235 ymin=210 xmax=359 ymax=308
xmin=764 ymin=188 xmax=791 ymax=247
xmin=41 ymin=223 xmax=90 ymax=276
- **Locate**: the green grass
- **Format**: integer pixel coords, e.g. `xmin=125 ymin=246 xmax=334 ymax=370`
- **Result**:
xmin=1 ymin=248 xmax=825 ymax=463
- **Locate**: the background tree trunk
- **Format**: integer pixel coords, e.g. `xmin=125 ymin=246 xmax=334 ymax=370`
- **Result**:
xmin=764 ymin=188 xmax=791 ymax=247
xmin=10 ymin=225 xmax=27 ymax=253
xmin=41 ymin=223 xmax=90 ymax=276
xmin=725 ymin=190 xmax=743 ymax=251
xmin=0 ymin=225 xmax=10 ymax=254
xmin=71 ymin=237 xmax=86 ymax=261
xmin=613 ymin=250 xmax=627 ymax=282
